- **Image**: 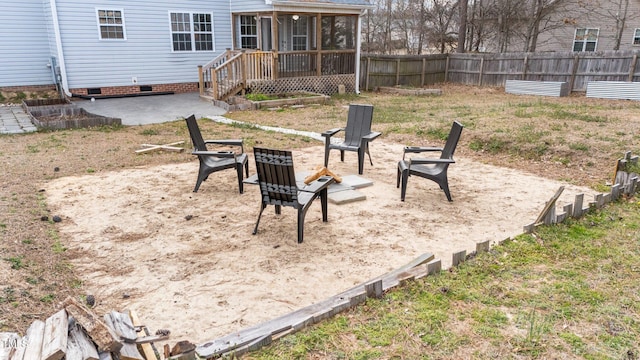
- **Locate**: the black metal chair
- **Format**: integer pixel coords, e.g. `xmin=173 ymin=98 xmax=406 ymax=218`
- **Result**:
xmin=322 ymin=104 xmax=381 ymax=175
xmin=397 ymin=121 xmax=464 ymax=202
xmin=185 ymin=114 xmax=249 ymax=193
xmin=252 ymin=147 xmax=333 ymax=243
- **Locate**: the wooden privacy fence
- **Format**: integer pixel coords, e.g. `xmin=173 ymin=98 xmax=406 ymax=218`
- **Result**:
xmin=360 ymin=50 xmax=640 ymax=92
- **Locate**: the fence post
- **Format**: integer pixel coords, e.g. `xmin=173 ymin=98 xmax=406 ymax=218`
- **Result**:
xmin=366 ymin=57 xmax=371 ymax=91
xmin=396 ymin=58 xmax=401 ymax=86
xmin=421 ymin=58 xmax=426 ymax=86
xmin=478 ymin=56 xmax=484 ymax=86
xmin=629 ymin=54 xmax=638 ymax=82
xmin=569 ymin=55 xmax=579 ymax=92
xmin=445 ymin=55 xmax=450 ymax=82
xmin=522 ymin=55 xmax=528 ymax=80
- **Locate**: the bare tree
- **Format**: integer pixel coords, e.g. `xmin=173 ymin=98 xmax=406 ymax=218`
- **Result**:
xmin=425 ymin=0 xmax=459 ymax=53
xmin=457 ymin=0 xmax=468 ymax=52
xmin=612 ymin=0 xmax=630 ymax=50
xmin=522 ymin=0 xmax=564 ymax=52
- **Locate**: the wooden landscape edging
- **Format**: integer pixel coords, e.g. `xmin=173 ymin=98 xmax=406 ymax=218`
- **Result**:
xmin=523 ymin=151 xmax=639 ymax=234
xmin=195 ymin=253 xmax=435 ymax=358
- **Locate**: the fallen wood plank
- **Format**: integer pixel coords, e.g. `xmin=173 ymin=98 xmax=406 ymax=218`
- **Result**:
xmin=98 ymin=352 xmax=113 ymax=360
xmin=21 ymin=320 xmax=45 ymax=360
xmin=42 ymin=309 xmax=68 ymax=360
xmin=135 ymin=141 xmax=185 ymax=154
xmin=0 ymin=332 xmax=20 ymax=360
xmin=63 ymin=297 xmax=122 ymax=353
xmin=128 ymin=310 xmax=160 ymax=360
xmin=534 ymin=186 xmax=564 ymax=225
xmin=104 ymin=312 xmax=144 ymax=360
xmin=66 ymin=320 xmax=99 ymax=360
xmin=133 ymin=335 xmax=170 ymax=345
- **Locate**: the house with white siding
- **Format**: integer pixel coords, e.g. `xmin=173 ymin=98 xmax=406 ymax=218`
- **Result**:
xmin=0 ymin=0 xmax=371 ymax=101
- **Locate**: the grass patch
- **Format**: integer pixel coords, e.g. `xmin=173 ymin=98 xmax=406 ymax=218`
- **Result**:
xmin=4 ymin=256 xmax=25 ymax=270
xmin=140 ymin=129 xmax=159 ymax=136
xmin=246 ymin=200 xmax=640 ymax=359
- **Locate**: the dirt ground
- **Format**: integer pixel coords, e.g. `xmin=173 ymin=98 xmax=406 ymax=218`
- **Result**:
xmin=43 ymin=142 xmax=594 ymax=346
xmin=1 ymin=84 xmax=637 ymax=350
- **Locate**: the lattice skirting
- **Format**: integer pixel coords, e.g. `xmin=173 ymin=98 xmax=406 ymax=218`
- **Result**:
xmin=247 ymin=75 xmax=355 ymax=95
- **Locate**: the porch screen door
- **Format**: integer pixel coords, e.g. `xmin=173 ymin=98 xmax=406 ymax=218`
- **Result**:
xmin=260 ymin=17 xmax=272 ymax=51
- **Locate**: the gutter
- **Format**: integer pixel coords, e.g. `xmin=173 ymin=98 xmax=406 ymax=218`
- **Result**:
xmin=50 ymin=0 xmax=71 ymax=97
xmin=270 ymin=0 xmax=374 ymax=11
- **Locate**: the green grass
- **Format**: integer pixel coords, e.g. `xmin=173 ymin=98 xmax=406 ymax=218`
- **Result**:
xmin=4 ymin=256 xmax=25 ymax=270
xmin=246 ymin=200 xmax=640 ymax=359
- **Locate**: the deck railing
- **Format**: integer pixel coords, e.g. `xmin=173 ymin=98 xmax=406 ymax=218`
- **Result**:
xmin=199 ymin=50 xmax=355 ymax=100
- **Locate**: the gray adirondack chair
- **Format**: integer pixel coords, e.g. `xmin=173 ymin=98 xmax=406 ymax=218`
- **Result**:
xmin=185 ymin=115 xmax=249 ymax=193
xmin=397 ymin=121 xmax=463 ymax=202
xmin=252 ymin=147 xmax=333 ymax=243
xmin=322 ymin=104 xmax=381 ymax=175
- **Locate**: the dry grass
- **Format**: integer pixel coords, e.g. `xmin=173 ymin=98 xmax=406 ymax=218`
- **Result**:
xmin=2 ymin=83 xmax=639 ymax=342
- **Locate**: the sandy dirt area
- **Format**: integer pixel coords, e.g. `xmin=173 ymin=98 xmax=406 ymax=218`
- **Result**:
xmin=45 ymin=141 xmax=595 ymax=346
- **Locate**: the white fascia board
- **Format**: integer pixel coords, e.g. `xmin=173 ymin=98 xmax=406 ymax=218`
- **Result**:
xmin=271 ymin=1 xmax=374 ymax=13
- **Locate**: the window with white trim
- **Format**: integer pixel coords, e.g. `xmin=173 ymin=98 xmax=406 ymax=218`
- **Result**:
xmin=573 ymin=28 xmax=598 ymax=52
xmin=238 ymin=15 xmax=258 ymax=49
xmin=633 ymin=29 xmax=640 ymax=45
xmin=97 ymin=9 xmax=125 ymax=40
xmin=292 ymin=16 xmax=308 ymax=51
xmin=170 ymin=12 xmax=214 ymax=52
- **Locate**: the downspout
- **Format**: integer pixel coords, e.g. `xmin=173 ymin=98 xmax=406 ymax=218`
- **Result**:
xmin=50 ymin=0 xmax=71 ymax=97
xmin=355 ymin=9 xmax=364 ymax=94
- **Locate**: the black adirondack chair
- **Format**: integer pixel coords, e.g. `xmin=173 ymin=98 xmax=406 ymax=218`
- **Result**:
xmin=185 ymin=115 xmax=249 ymax=193
xmin=322 ymin=104 xmax=381 ymax=175
xmin=397 ymin=121 xmax=464 ymax=202
xmin=252 ymin=147 xmax=333 ymax=243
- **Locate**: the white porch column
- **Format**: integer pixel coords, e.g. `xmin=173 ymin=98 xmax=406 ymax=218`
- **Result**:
xmin=355 ymin=11 xmax=363 ymax=94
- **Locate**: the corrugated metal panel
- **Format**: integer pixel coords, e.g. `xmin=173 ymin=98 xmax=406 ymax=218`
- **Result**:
xmin=0 ymin=1 xmax=55 ymax=87
xmin=505 ymin=80 xmax=569 ymax=97
xmin=55 ymin=0 xmax=233 ymax=89
xmin=586 ymin=81 xmax=640 ymax=101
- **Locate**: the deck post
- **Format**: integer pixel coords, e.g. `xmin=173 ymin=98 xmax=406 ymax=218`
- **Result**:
xmin=272 ymin=11 xmax=279 ymax=79
xmin=211 ymin=67 xmax=218 ymax=100
xmin=317 ymin=13 xmax=322 ymax=77
xmin=198 ymin=65 xmax=204 ymax=96
xmin=241 ymin=50 xmax=247 ymax=95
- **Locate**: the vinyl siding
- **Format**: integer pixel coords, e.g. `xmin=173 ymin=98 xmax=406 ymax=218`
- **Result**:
xmin=528 ymin=0 xmax=640 ymax=52
xmin=231 ymin=0 xmax=272 ymax=13
xmin=0 ymin=0 xmax=55 ymax=87
xmin=54 ymin=0 xmax=232 ymax=89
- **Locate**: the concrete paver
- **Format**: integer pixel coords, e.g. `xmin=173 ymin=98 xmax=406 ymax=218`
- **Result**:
xmin=0 ymin=106 xmax=37 ymax=135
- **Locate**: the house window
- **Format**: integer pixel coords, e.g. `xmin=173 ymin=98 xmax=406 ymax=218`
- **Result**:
xmin=633 ymin=29 xmax=640 ymax=45
xmin=170 ymin=12 xmax=214 ymax=52
xmin=292 ymin=16 xmax=308 ymax=51
xmin=97 ymin=9 xmax=125 ymax=40
xmin=321 ymin=16 xmax=356 ymax=50
xmin=238 ymin=15 xmax=258 ymax=49
xmin=573 ymin=28 xmax=598 ymax=52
